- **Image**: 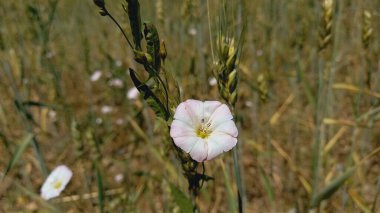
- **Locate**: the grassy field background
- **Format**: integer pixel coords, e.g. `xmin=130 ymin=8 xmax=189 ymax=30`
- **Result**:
xmin=0 ymin=0 xmax=379 ymax=212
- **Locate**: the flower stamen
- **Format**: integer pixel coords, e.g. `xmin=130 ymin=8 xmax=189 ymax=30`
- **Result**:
xmin=197 ymin=120 xmax=212 ymax=139
xmin=52 ymin=180 xmax=62 ymax=189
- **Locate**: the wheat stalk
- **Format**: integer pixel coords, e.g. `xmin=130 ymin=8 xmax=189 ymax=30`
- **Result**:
xmin=215 ymin=36 xmax=239 ymax=107
xmin=319 ymin=0 xmax=333 ymax=51
xmin=362 ymin=10 xmax=373 ymax=50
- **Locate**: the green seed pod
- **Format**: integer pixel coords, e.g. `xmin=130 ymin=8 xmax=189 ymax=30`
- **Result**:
xmin=144 ymin=23 xmax=161 ymax=72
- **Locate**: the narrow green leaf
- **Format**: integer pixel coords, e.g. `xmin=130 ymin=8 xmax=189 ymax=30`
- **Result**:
xmin=21 ymin=101 xmax=57 ymax=109
xmin=129 ymin=68 xmax=169 ymax=120
xmin=13 ymin=181 xmax=58 ymax=212
xmin=95 ymin=161 xmax=105 ymax=213
xmin=169 ymin=183 xmax=193 ymax=213
xmin=143 ymin=23 xmax=161 ymax=71
xmin=14 ymin=100 xmax=35 ymax=124
xmin=124 ymin=0 xmax=142 ymax=50
xmin=310 ymin=167 xmax=355 ymax=208
xmin=220 ymin=161 xmax=236 ymax=213
xmin=259 ymin=167 xmax=275 ymax=202
xmin=4 ymin=133 xmax=33 ymax=177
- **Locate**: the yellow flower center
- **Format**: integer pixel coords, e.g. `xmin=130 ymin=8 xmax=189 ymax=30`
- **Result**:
xmin=52 ymin=180 xmax=62 ymax=189
xmin=196 ymin=119 xmax=211 ymax=139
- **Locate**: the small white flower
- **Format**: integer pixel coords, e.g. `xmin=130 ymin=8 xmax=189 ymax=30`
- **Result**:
xmin=115 ymin=118 xmax=124 ymax=125
xmin=115 ymin=60 xmax=123 ymax=67
xmin=45 ymin=51 xmax=56 ymax=59
xmin=40 ymin=165 xmax=73 ymax=200
xmin=96 ymin=118 xmax=103 ymax=125
xmin=48 ymin=110 xmax=57 ymax=121
xmin=101 ymin=105 xmax=113 ymax=114
xmin=245 ymin=101 xmax=253 ymax=108
xmin=188 ymin=27 xmax=197 ymax=36
xmin=208 ymin=77 xmax=217 ymax=86
xmin=127 ymin=87 xmax=139 ymax=100
xmin=108 ymin=78 xmax=124 ymax=88
xmin=90 ymin=70 xmax=102 ymax=82
xmin=114 ymin=173 xmax=124 ymax=183
xmin=170 ymin=99 xmax=238 ymax=162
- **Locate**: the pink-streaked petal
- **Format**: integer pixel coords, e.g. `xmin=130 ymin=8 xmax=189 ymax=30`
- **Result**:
xmin=172 ymin=136 xmax=199 ymax=153
xmin=203 ymin=101 xmax=222 ymax=119
xmin=170 ymin=120 xmax=196 ymax=138
xmin=208 ymin=133 xmax=237 ymax=152
xmin=206 ymin=138 xmax=224 ymax=160
xmin=189 ymin=139 xmax=208 ymax=162
xmin=208 ymin=104 xmax=233 ymax=128
xmin=173 ymin=102 xmax=193 ymax=125
xmin=184 ymin=99 xmax=204 ymax=124
xmin=213 ymin=120 xmax=238 ymax=137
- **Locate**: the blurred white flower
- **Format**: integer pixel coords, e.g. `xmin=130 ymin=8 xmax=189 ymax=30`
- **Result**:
xmin=48 ymin=110 xmax=57 ymax=122
xmin=127 ymin=87 xmax=139 ymax=100
xmin=114 ymin=173 xmax=124 ymax=183
xmin=115 ymin=60 xmax=123 ymax=67
xmin=245 ymin=101 xmax=253 ymax=108
xmin=188 ymin=27 xmax=197 ymax=36
xmin=96 ymin=118 xmax=103 ymax=125
xmin=90 ymin=70 xmax=102 ymax=82
xmin=116 ymin=118 xmax=124 ymax=125
xmin=170 ymin=99 xmax=238 ymax=162
xmin=208 ymin=77 xmax=217 ymax=86
xmin=108 ymin=78 xmax=124 ymax=88
xmin=101 ymin=105 xmax=113 ymax=114
xmin=40 ymin=165 xmax=72 ymax=200
xmin=45 ymin=51 xmax=56 ymax=59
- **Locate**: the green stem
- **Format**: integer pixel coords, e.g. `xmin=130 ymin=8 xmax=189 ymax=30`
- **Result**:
xmin=233 ymin=107 xmax=245 ymax=213
xmin=104 ymin=8 xmax=134 ymax=49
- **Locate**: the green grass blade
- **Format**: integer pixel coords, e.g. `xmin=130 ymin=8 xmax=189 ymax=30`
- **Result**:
xmin=3 ymin=133 xmax=33 ymax=178
xmin=310 ymin=167 xmax=355 ymax=208
xmin=169 ymin=182 xmax=193 ymax=213
xmin=259 ymin=167 xmax=275 ymax=202
xmin=232 ymin=146 xmax=244 ymax=212
xmin=220 ymin=160 xmax=236 ymax=213
xmin=14 ymin=181 xmax=59 ymax=212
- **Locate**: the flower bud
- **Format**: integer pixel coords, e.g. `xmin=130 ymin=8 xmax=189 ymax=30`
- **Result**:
xmin=93 ymin=0 xmax=105 ymax=8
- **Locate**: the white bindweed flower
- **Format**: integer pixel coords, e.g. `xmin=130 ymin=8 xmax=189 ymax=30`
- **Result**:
xmin=108 ymin=78 xmax=124 ymax=88
xmin=188 ymin=27 xmax=197 ymax=36
xmin=127 ymin=87 xmax=139 ymax=100
xmin=115 ymin=118 xmax=124 ymax=125
xmin=96 ymin=118 xmax=103 ymax=125
xmin=208 ymin=77 xmax=217 ymax=86
xmin=40 ymin=165 xmax=73 ymax=200
xmin=115 ymin=60 xmax=123 ymax=67
xmin=114 ymin=173 xmax=124 ymax=183
xmin=90 ymin=70 xmax=102 ymax=82
xmin=101 ymin=105 xmax=113 ymax=114
xmin=170 ymin=99 xmax=238 ymax=162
